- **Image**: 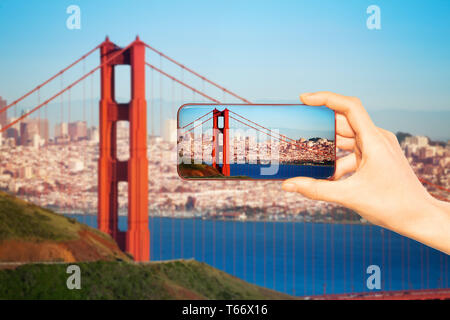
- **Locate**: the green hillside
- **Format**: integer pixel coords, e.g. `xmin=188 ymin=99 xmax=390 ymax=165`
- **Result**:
xmin=178 ymin=163 xmax=250 ymax=179
xmin=0 ymin=191 xmax=293 ymax=300
xmin=0 ymin=190 xmax=130 ymax=262
xmin=0 ymin=259 xmax=293 ymax=300
xmin=0 ymin=191 xmax=78 ymax=242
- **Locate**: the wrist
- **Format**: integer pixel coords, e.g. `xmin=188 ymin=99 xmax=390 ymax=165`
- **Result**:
xmin=401 ymin=195 xmax=450 ymax=254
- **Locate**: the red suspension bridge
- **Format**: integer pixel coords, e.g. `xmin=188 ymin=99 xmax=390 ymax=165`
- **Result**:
xmin=0 ymin=36 xmax=255 ymax=261
xmin=178 ymin=107 xmax=335 ymax=176
xmin=0 ymin=36 xmax=448 ymax=299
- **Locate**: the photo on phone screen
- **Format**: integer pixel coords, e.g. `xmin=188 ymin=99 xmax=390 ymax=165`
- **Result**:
xmin=177 ymin=104 xmax=336 ymax=180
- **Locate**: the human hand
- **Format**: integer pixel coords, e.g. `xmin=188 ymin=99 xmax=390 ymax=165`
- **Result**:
xmin=282 ymin=91 xmax=450 ymax=253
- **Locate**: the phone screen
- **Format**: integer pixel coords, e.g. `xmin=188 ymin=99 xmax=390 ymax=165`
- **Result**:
xmin=177 ymin=104 xmax=336 ymax=180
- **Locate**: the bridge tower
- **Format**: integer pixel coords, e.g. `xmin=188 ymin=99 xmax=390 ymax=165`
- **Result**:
xmin=212 ymin=108 xmax=230 ymax=176
xmin=98 ymin=36 xmax=150 ymax=261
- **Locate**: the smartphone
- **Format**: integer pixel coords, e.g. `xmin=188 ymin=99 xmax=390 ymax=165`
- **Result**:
xmin=177 ymin=104 xmax=336 ymax=180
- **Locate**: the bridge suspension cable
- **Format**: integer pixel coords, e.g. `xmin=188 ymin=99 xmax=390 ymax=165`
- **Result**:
xmin=180 ymin=110 xmax=213 ymax=130
xmin=228 ymin=113 xmax=332 ymax=157
xmin=0 ymin=43 xmax=101 ymax=116
xmin=0 ymin=43 xmax=133 ymax=134
xmin=228 ymin=109 xmax=300 ymax=145
xmin=143 ymin=43 xmax=251 ymax=104
xmin=419 ymin=178 xmax=450 ymax=193
xmin=183 ymin=116 xmax=214 ymax=134
xmin=145 ymin=62 xmax=220 ymax=103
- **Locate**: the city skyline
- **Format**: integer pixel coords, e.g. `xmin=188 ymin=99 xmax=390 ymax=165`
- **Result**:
xmin=0 ymin=1 xmax=449 ymax=141
xmin=2 ymin=96 xmax=450 ymax=141
xmin=2 ymin=96 xmax=449 ymax=143
xmin=0 ymin=129 xmax=447 ymax=212
xmin=179 ymin=104 xmax=335 ymax=141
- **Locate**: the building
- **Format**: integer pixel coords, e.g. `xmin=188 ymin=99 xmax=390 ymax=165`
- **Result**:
xmin=55 ymin=122 xmax=68 ymax=138
xmin=419 ymin=146 xmax=436 ymax=159
xmin=18 ymin=166 xmax=33 ymax=179
xmin=116 ymin=121 xmax=129 ymax=139
xmin=88 ymin=126 xmax=99 ymax=143
xmin=20 ymin=118 xmax=48 ymax=146
xmin=5 ymin=117 xmax=20 ymax=145
xmin=405 ymin=135 xmax=429 ymax=147
xmin=163 ymin=119 xmax=177 ymax=142
xmin=68 ymin=160 xmax=84 ymax=172
xmin=0 ymin=97 xmax=7 ymax=137
xmin=404 ymin=144 xmax=418 ymax=157
xmin=68 ymin=121 xmax=87 ymax=141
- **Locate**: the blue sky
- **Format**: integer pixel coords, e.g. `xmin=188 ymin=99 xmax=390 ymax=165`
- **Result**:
xmin=0 ymin=0 xmax=449 ymax=138
xmin=179 ymin=104 xmax=335 ymax=140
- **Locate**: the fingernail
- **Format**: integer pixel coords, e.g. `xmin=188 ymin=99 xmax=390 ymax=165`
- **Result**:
xmin=282 ymin=182 xmax=296 ymax=192
xmin=300 ymin=93 xmax=313 ymax=98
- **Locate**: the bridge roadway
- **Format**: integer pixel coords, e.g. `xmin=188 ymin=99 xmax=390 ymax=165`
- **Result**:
xmin=308 ymin=288 xmax=450 ymax=300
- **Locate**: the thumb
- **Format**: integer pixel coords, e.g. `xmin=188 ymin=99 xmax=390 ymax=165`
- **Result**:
xmin=282 ymin=177 xmax=347 ymax=204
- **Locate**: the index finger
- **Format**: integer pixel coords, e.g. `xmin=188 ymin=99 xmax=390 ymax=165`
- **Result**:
xmin=300 ymin=91 xmax=377 ymax=138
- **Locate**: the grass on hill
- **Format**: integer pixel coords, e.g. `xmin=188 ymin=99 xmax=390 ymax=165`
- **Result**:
xmin=0 ymin=191 xmax=130 ymax=262
xmin=0 ymin=259 xmax=294 ymax=300
xmin=178 ymin=163 xmax=251 ymax=179
xmin=0 ymin=191 xmax=82 ymax=242
xmin=0 ymin=191 xmax=293 ymax=299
